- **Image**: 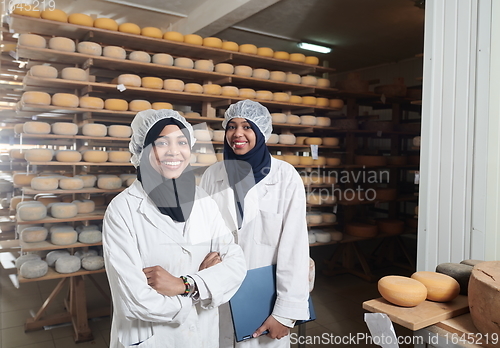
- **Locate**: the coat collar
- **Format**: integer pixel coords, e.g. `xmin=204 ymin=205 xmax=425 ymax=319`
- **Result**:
xmin=215 ymin=157 xmax=280 ymax=185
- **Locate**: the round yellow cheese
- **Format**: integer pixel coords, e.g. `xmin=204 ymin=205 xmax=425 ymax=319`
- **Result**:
xmin=193 ymin=129 xmax=212 ymax=141
xmin=48 ymin=37 xmax=75 ymax=52
xmin=283 ymin=155 xmax=300 ymax=165
xmin=55 ymin=150 xmax=82 ymax=162
xmin=300 ymin=115 xmax=316 ymax=125
xmin=197 ymin=154 xmax=217 ymax=165
xmin=19 ymin=33 xmax=46 ymax=48
xmin=273 ymin=51 xmax=290 ymax=60
xmin=75 ymin=174 xmax=97 ymax=188
xmin=286 ymin=73 xmax=301 ymax=84
xmin=174 ymin=57 xmax=194 ymax=69
xmin=289 ymin=53 xmax=306 ymax=62
xmin=72 ymin=200 xmax=95 ymax=214
xmin=305 ymin=56 xmax=319 ymax=65
xmin=164 ymin=79 xmax=185 ymax=91
xmin=82 ymin=123 xmax=107 ymax=137
xmin=326 ymin=158 xmax=341 ymax=166
xmin=59 ymin=177 xmax=84 ymax=190
xmin=267 ymin=134 xmax=279 ymax=144
xmin=317 ymin=78 xmax=330 ymax=88
xmin=271 ymin=113 xmax=287 ymax=123
xmin=203 ymin=84 xmax=222 ymax=95
xmin=23 ymin=121 xmax=50 ymax=134
xmin=316 ymin=117 xmax=331 ymax=126
xmin=18 ymin=203 xmax=47 ymax=221
xmin=13 ymin=173 xmax=36 ymax=186
xmin=257 ymin=47 xmax=273 ymax=57
xmin=97 ymin=176 xmax=121 ymax=189
xmin=51 ymin=93 xmax=79 ymax=108
xmin=203 ymin=37 xmax=222 ymax=48
xmin=305 ymin=137 xmax=322 ymax=145
xmin=239 ymin=44 xmax=257 ymax=54
xmin=273 ymin=92 xmax=289 ymax=102
xmin=141 ymin=27 xmax=162 ymax=38
xmin=322 ymin=137 xmax=339 ymax=146
xmin=76 ymin=41 xmax=102 ymax=56
xmin=212 ymin=130 xmax=225 ymax=142
xmin=252 ymin=68 xmax=270 ymax=79
xmin=129 ymin=51 xmax=151 ymax=63
xmin=184 ymin=34 xmax=203 ymax=45
xmin=411 ymin=271 xmax=460 ymax=302
xmin=25 ymin=148 xmax=53 ymax=162
xmin=221 ymin=86 xmax=239 ymax=97
xmin=163 ymin=31 xmax=183 ymax=42
xmin=301 ymin=75 xmax=318 ymax=86
xmin=10 ymin=148 xmax=25 ymax=159
xmin=378 ymin=276 xmax=427 ymax=307
xmin=194 ymin=59 xmax=214 ymax=71
xmin=152 ymin=53 xmax=173 ymax=66
xmin=103 ymin=46 xmax=126 ymax=59
xmin=118 ymin=74 xmax=141 ymax=87
xmin=50 ymin=202 xmax=78 ymax=219
xmin=141 ymin=76 xmax=163 ymax=89
xmin=279 ymin=134 xmax=296 ymax=145
xmin=22 ymin=91 xmax=51 ymax=105
xmin=152 ymin=102 xmax=173 ymax=110
xmin=13 ymin=5 xmax=40 ymax=18
xmin=52 ymin=122 xmax=78 ymax=135
xmin=129 ymin=100 xmax=152 ymax=111
xmin=80 ymin=96 xmax=104 ymax=109
xmin=94 ymin=18 xmax=118 ymax=31
xmin=108 ymin=151 xmax=132 ymax=163
xmin=330 ymin=99 xmax=344 ymax=109
xmin=239 ymin=88 xmax=256 ymax=99
xmin=61 ymin=67 xmax=87 ymax=81
xmin=104 ymin=99 xmax=128 ymax=111
xmin=286 ymin=115 xmax=301 ymax=124
xmin=108 ymin=125 xmax=132 ymax=138
xmin=184 ymin=83 xmax=203 ymax=93
xmin=68 ymin=13 xmax=93 ymax=26
xmin=119 ymin=23 xmax=141 ymax=35
xmin=83 ymin=150 xmax=108 ymax=163
xmin=234 ymin=65 xmax=253 ymax=77
xmin=270 ymin=71 xmax=286 ymax=81
xmin=30 ymin=65 xmax=58 ymax=78
xmin=299 ymin=156 xmax=314 ymax=166
xmin=31 ymin=176 xmax=58 ymax=190
xmin=255 ymin=90 xmax=273 ymax=100
xmin=221 ymin=41 xmax=239 ymax=51
xmin=316 ymin=97 xmax=330 ymax=107
xmin=302 ymin=96 xmax=317 ymax=105
xmin=289 ymin=95 xmax=302 ymax=104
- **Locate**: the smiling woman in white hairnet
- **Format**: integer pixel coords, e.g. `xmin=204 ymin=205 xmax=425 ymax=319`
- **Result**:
xmin=102 ymin=109 xmax=246 ymax=348
xmin=200 ymin=100 xmax=310 ymax=348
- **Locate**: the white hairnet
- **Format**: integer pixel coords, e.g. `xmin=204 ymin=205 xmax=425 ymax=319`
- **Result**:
xmin=129 ymin=109 xmax=195 ymax=167
xmin=222 ymin=99 xmax=272 ymax=141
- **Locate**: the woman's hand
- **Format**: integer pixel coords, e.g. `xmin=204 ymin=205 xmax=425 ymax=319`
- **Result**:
xmin=198 ymin=252 xmax=222 ymax=271
xmin=253 ymin=315 xmax=290 ymax=339
xmin=143 ymin=266 xmax=185 ymax=296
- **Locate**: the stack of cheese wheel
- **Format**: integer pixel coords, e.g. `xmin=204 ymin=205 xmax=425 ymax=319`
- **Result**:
xmin=305 ymin=137 xmax=322 ymax=146
xmin=346 ymin=222 xmax=378 ymax=238
xmin=312 ymin=230 xmax=331 ymax=243
xmin=184 ymin=83 xmax=203 ymax=94
xmin=221 ymin=86 xmax=239 ymax=97
xmin=234 ymin=65 xmax=253 ymax=77
xmin=239 ymin=44 xmax=257 ymax=54
xmin=317 ymin=78 xmax=330 ymax=88
xmin=50 ymin=202 xmax=78 ymax=219
xmin=10 ymin=149 xmax=25 ymax=160
xmin=212 ymin=130 xmax=225 ymax=142
xmin=118 ymin=22 xmax=140 ymax=34
xmin=20 ymin=226 xmax=48 ymax=243
xmin=302 ymin=96 xmax=316 ymax=106
xmin=164 ymin=79 xmax=185 ymax=91
xmin=289 ymin=53 xmax=306 ymax=63
xmin=273 ymin=92 xmax=289 ymax=102
xmin=286 ymin=74 xmax=301 ymax=84
xmin=270 ymin=71 xmax=286 ymax=81
xmin=31 ymin=176 xmax=59 ymax=190
xmin=129 ymin=100 xmax=152 ymax=111
xmin=322 ymin=213 xmax=337 ymax=223
xmin=152 ymin=102 xmax=173 ymax=110
xmin=301 ymin=76 xmax=317 ymax=86
xmin=174 ymin=57 xmax=194 ymax=69
xmin=274 ymin=51 xmax=289 ymax=60
xmin=194 ymin=60 xmax=214 ymax=71
xmin=313 ymin=156 xmax=326 ymax=166
xmin=59 ymin=177 xmax=84 ymax=190
xmin=252 ymin=69 xmax=270 ymax=79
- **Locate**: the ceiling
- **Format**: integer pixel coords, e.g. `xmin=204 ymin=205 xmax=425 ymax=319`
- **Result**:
xmin=38 ymin=0 xmax=425 ymax=73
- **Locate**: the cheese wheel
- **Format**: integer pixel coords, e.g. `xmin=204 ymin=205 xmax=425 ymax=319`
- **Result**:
xmin=286 ymin=115 xmax=301 ymax=124
xmin=48 ymin=37 xmax=75 ymax=52
xmin=102 ymin=46 xmax=126 ymax=59
xmin=378 ymin=276 xmax=427 ymax=307
xmin=59 ymin=177 xmax=84 ymax=190
xmin=314 ymin=231 xmax=331 ymax=243
xmin=23 ymin=121 xmax=50 ymax=134
xmin=68 ymin=13 xmax=93 ymax=26
xmin=299 ymin=156 xmax=314 ymax=165
xmin=125 ymin=50 xmax=150 ymax=63
xmin=108 ymin=125 xmax=131 ymax=138
xmin=194 ymin=60 xmax=214 ymax=72
xmin=273 ymin=92 xmax=289 ymax=102
xmin=307 ymin=213 xmax=323 ymax=224
xmin=152 ymin=53 xmax=173 ymax=66
xmin=174 ymin=57 xmax=194 ymax=69
xmin=82 ymin=123 xmax=107 ymax=137
xmin=30 ymin=65 xmax=57 ymax=78
xmin=163 ymin=31 xmax=183 ymax=42
xmin=77 ymin=41 xmax=102 ymax=56
xmin=46 ymin=250 xmax=70 ymax=267
xmin=55 ymin=150 xmax=82 ymax=162
xmin=214 ymin=63 xmax=234 ymax=74
xmin=51 ymin=93 xmax=79 ymax=108
xmin=141 ymin=27 xmax=162 ymax=38
xmin=184 ymin=83 xmax=203 ymax=94
xmin=239 ymin=44 xmax=257 ymax=54
xmin=316 ymin=117 xmax=331 ymax=126
xmin=117 ymin=74 xmax=141 ymax=87
xmin=163 ymin=79 xmax=185 ymax=91
xmin=50 ymin=202 xmax=78 ymax=219
xmin=289 ymin=53 xmax=306 ymax=62
xmin=75 ymin=174 xmax=97 ymax=188
xmin=18 ymin=34 xmax=46 ymax=48
xmin=273 ymin=51 xmax=290 ymax=60
xmin=13 ymin=173 xmax=36 ymax=186
xmin=313 ymin=156 xmax=326 ymax=166
xmin=184 ymin=34 xmax=203 ymax=45
xmin=327 ymin=157 xmax=342 ymax=166
xmin=10 ymin=148 xmax=25 ymax=160
xmin=203 ymin=84 xmax=222 ymax=95
xmin=20 ymin=226 xmax=48 ymax=243
xmin=55 ymin=255 xmax=80 ymax=273
xmin=234 ymin=65 xmax=253 ymax=77
xmin=72 ymin=200 xmax=95 ymax=214
xmin=346 ymin=223 xmax=378 ymax=238
xmin=411 ymin=271 xmax=460 ymax=302
xmin=330 ymin=99 xmax=344 ymax=109
xmin=322 ymin=137 xmax=339 ymax=146
xmin=305 ymin=56 xmax=320 ymax=65
xmin=129 ymin=100 xmax=152 ymax=111
xmin=286 ymin=74 xmax=301 ymax=84
xmin=152 ymin=102 xmax=173 ymax=110
xmin=75 ymin=248 xmax=99 ymax=257
xmin=221 ymin=86 xmax=239 ymax=97
xmin=221 ymin=41 xmax=239 ymax=51
xmin=104 ymin=99 xmax=128 ymax=111
xmin=83 ymin=150 xmax=108 ymax=163
xmin=300 ymin=115 xmax=317 ymax=125
xmin=119 ymin=22 xmax=141 ymax=35
xmin=18 ymin=202 xmax=47 ymax=221
xmin=14 ymin=123 xmax=25 ymax=134
xmin=94 ymin=18 xmax=118 ymax=31
xmin=203 ymin=37 xmax=222 ymax=48
xmin=279 ymin=134 xmax=296 ymax=145
xmin=256 ymin=90 xmax=273 ymax=100
xmin=82 ymin=255 xmax=104 ymax=271
xmin=22 ymin=91 xmax=51 ymax=105
xmin=120 ymin=174 xmax=137 ymax=183
xmin=80 ymin=96 xmax=104 ymax=109
xmin=51 ymin=122 xmax=78 ymax=135
xmin=79 ymin=229 xmax=102 ymax=243
xmin=108 ymin=151 xmax=132 ymax=163
xmin=322 ymin=213 xmax=337 ymax=223
xmin=317 ymin=78 xmax=331 ymax=88
xmin=193 ymin=129 xmax=212 ymax=141
xmin=212 ymin=130 xmax=225 ymax=142
xmin=20 ymin=260 xmax=48 ymax=279
xmin=270 ymin=71 xmax=286 ymax=82
xmin=252 ymin=69 xmax=270 ymax=79
xmin=239 ymin=88 xmax=256 ymax=99
xmin=283 ymin=155 xmax=300 ymax=165
xmin=126 ymin=177 xmax=135 ymax=186
xmin=197 ymin=154 xmax=217 ymax=165
xmin=25 ymin=149 xmax=53 ymax=162
xmin=141 ymin=76 xmax=163 ymax=89
xmin=289 ymin=95 xmax=302 ymax=104
xmin=302 ymin=96 xmax=317 ymax=105
xmin=301 ymin=75 xmax=318 ymax=86
xmin=295 ymin=136 xmax=307 ymax=145
xmin=97 ymin=176 xmax=121 ymax=189
xmin=31 ymin=176 xmax=58 ymax=190
xmin=15 ymin=254 xmax=41 ymax=269
xmin=13 ymin=5 xmax=40 ymax=18
xmin=256 ymin=47 xmax=273 ymax=57
xmin=316 ymin=97 xmax=329 ymax=107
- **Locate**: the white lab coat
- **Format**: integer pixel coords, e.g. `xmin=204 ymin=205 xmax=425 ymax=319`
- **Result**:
xmin=102 ymin=180 xmax=247 ymax=348
xmin=200 ymin=157 xmax=310 ymax=348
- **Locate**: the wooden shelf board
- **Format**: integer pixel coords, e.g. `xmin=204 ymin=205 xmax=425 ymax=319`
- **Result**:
xmin=17 ymin=210 xmax=105 ymax=224
xmin=307 ymin=222 xmax=338 ymax=228
xmin=22 ymin=187 xmax=125 ymax=195
xmin=19 ymin=240 xmax=102 ymax=252
xmin=18 ymin=133 xmax=130 ymax=142
xmin=18 ymin=266 xmax=105 ymax=283
xmin=27 ymin=161 xmax=133 ymax=166
xmin=0 ymin=239 xmax=20 ymax=252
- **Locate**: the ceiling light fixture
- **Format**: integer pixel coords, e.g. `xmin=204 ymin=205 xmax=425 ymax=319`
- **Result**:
xmin=297 ymin=42 xmax=332 ymax=54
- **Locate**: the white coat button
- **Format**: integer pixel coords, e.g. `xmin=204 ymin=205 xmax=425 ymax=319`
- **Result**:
xmin=190 ymin=325 xmax=196 ymax=331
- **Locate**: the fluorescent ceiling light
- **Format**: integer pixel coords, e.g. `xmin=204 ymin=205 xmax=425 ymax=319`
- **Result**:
xmin=297 ymin=42 xmax=331 ymax=54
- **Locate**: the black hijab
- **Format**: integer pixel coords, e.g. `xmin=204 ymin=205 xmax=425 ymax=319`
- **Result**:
xmin=137 ymin=118 xmax=195 ymax=222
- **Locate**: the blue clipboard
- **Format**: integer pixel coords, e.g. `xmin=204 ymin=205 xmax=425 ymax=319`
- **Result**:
xmin=228 ymin=264 xmax=315 ymax=342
